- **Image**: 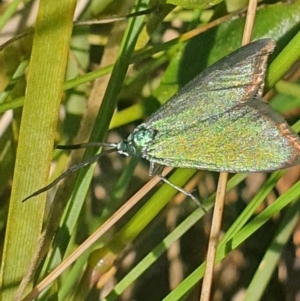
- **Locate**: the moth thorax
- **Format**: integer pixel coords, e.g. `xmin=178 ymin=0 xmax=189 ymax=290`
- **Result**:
xmin=127 ymin=127 xmax=156 ymax=155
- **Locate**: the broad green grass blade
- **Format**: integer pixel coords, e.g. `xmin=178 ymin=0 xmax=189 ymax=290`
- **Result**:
xmin=0 ymin=1 xmax=76 ymax=300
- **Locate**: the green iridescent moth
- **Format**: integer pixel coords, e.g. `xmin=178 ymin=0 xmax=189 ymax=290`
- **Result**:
xmin=23 ymin=38 xmax=300 ymax=202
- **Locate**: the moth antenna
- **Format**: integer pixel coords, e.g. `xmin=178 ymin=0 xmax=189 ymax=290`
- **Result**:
xmin=22 ymin=148 xmax=117 ymax=202
xmin=56 ymin=142 xmax=118 ymax=150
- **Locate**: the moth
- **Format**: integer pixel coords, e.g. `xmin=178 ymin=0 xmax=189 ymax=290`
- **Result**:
xmin=24 ymin=39 xmax=300 ymax=202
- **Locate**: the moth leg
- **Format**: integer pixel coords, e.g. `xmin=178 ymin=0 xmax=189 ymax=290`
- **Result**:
xmin=149 ymin=162 xmax=164 ymax=177
xmin=158 ymin=174 xmax=206 ymax=213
